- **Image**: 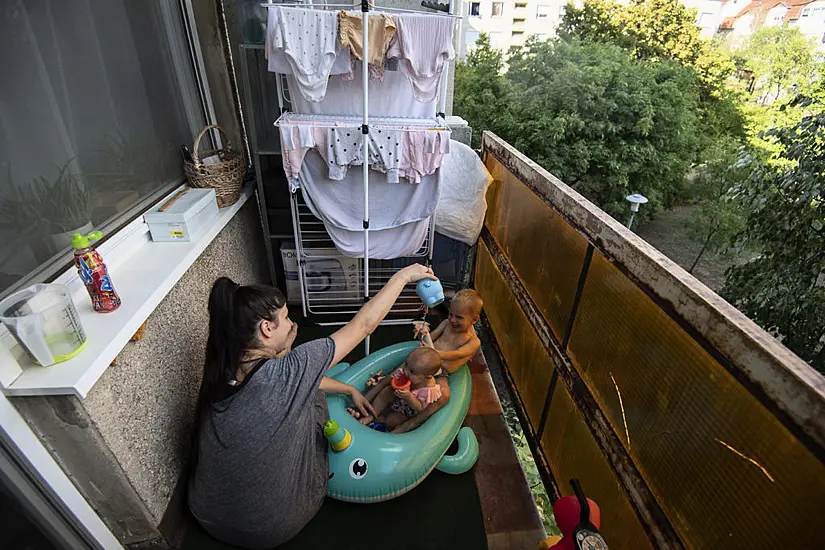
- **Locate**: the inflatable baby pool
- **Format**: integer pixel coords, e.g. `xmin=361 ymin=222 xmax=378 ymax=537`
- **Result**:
xmin=324 ymin=341 xmax=479 ymax=503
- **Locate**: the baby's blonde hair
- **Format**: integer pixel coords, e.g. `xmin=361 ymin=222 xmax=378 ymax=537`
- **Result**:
xmin=452 ymin=289 xmax=483 ymax=317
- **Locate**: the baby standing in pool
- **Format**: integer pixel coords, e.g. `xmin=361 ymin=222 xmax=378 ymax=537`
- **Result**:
xmin=351 ymin=347 xmax=442 ymax=429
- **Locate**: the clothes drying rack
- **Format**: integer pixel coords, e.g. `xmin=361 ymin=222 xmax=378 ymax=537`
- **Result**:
xmin=262 ymin=0 xmax=457 ymax=354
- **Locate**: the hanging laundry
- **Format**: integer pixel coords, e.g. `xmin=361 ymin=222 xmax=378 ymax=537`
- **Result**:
xmin=268 ymin=7 xmax=340 ymax=102
xmin=277 ymin=114 xmax=451 ymax=186
xmin=266 ymin=7 xmax=352 ymax=76
xmin=285 ymin=65 xmax=438 ymax=118
xmin=298 ymin=150 xmax=438 ymax=259
xmin=399 ymin=130 xmax=451 ymax=184
xmin=338 ymin=11 xmax=396 ymax=81
xmin=387 ymin=14 xmax=455 ymax=103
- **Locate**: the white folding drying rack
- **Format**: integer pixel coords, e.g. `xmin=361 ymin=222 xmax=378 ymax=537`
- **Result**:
xmin=263 ymin=0 xmax=458 ymax=353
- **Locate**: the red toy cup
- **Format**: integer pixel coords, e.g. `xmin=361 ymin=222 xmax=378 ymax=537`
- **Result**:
xmin=391 ymin=374 xmax=411 ymax=391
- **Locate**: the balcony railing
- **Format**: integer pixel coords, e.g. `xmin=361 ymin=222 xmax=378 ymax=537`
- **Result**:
xmin=476 ymin=132 xmax=825 ymax=549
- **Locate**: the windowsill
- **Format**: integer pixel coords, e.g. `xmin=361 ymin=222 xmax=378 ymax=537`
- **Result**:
xmin=1 ymin=184 xmax=254 ymax=398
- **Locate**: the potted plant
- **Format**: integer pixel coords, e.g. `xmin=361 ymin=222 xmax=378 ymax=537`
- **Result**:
xmin=0 ymin=161 xmax=92 ymax=263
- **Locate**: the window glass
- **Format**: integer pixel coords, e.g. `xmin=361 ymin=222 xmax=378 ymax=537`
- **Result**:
xmin=0 ymin=2 xmax=203 ymax=297
xmin=536 ymin=5 xmax=551 ymax=18
xmin=469 ymin=2 xmax=481 ymax=16
xmin=492 ymin=2 xmax=504 ymax=17
xmin=802 ymin=7 xmax=810 ymax=16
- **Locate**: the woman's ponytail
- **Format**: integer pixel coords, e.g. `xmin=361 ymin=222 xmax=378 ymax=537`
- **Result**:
xmin=195 ymin=276 xmax=287 ymax=431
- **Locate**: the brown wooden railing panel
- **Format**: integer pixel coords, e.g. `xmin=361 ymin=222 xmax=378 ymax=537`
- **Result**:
xmin=477 ymin=131 xmax=825 ymax=549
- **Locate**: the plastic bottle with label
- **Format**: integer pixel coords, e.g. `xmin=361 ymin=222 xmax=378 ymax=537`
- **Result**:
xmin=72 ymin=231 xmax=121 ymax=313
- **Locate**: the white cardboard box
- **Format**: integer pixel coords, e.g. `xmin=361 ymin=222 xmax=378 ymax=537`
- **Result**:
xmin=143 ymin=188 xmax=219 ymax=242
xmin=280 ymin=244 xmax=360 ymax=304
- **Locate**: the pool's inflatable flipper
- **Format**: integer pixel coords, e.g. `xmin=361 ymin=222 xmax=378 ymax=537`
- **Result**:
xmin=325 ymin=341 xmax=477 ymax=503
xmin=436 ymin=427 xmax=479 ymax=475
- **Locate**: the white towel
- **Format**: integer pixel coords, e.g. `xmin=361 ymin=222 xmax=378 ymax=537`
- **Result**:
xmin=298 ymin=150 xmax=438 ymax=258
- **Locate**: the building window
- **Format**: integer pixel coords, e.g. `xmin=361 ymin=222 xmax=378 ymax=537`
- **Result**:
xmin=536 ymin=5 xmax=551 ymax=18
xmin=802 ymin=7 xmax=810 ymax=17
xmin=512 ymin=30 xmax=525 ymax=36
xmin=698 ymin=12 xmax=714 ymax=26
xmin=515 ymin=2 xmax=528 ymax=8
xmin=0 ymin=2 xmax=204 ymax=297
xmin=822 ymin=31 xmax=825 ymax=43
xmin=492 ymin=2 xmax=504 ymax=17
xmin=813 ymin=7 xmax=825 ymax=17
xmin=513 ymin=17 xmax=526 ymax=23
xmin=469 ymin=2 xmax=481 ymax=16
xmin=559 ymin=5 xmax=567 ymax=17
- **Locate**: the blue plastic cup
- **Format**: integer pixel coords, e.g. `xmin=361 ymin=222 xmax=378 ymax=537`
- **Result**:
xmin=416 ymin=279 xmax=445 ymax=307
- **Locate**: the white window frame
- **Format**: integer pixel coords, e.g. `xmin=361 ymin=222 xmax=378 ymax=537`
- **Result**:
xmin=469 ymin=1 xmax=481 ymax=17
xmin=536 ymin=5 xmax=551 ymax=19
xmin=492 ymin=2 xmax=504 ymax=17
xmin=0 ymin=0 xmax=215 ymax=302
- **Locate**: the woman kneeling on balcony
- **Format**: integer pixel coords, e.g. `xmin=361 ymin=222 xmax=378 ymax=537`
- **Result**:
xmin=187 ymin=264 xmax=435 ymax=549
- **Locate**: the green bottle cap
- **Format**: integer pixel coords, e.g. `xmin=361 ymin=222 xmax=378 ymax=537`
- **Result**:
xmin=71 ymin=231 xmax=103 ymax=249
xmin=323 ymin=419 xmax=339 ymax=438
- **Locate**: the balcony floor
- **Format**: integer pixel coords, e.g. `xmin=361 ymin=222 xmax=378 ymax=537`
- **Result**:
xmin=181 ymin=322 xmax=544 ymax=550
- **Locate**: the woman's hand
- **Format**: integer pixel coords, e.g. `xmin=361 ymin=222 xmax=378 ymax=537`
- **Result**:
xmin=398 ymin=264 xmax=437 ymax=284
xmin=349 ymin=388 xmax=376 ymax=418
xmin=275 ymin=322 xmax=298 ymax=358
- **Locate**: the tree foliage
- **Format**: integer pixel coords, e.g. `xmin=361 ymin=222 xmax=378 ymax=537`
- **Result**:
xmin=686 ymin=141 xmax=747 ymax=272
xmin=453 ymin=33 xmax=510 ymax=148
xmin=456 ymin=37 xmax=702 ymax=217
xmin=736 ymin=26 xmax=820 ymax=106
xmin=559 ymin=0 xmax=735 ymax=94
xmin=723 ymin=114 xmax=825 ymax=371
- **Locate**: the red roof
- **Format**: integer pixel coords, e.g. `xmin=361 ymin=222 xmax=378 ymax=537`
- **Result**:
xmin=727 ymin=0 xmax=817 ymax=26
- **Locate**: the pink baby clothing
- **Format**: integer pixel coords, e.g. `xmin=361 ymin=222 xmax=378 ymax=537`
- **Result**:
xmin=400 ymin=129 xmax=451 ymax=183
xmin=387 ymin=14 xmax=455 ymax=103
xmin=391 ymin=367 xmax=443 ymax=406
xmin=279 ymin=124 xmax=328 ymax=184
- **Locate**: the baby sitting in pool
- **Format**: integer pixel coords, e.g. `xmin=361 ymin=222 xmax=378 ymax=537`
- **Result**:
xmin=349 ymin=347 xmax=443 ymax=430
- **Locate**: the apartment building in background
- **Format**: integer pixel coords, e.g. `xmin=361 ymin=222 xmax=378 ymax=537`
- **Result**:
xmin=719 ymin=0 xmax=825 ymax=47
xmin=459 ymin=0 xmax=825 ymax=56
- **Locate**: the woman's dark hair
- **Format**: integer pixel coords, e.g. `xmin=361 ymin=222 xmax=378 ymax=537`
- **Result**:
xmin=190 ymin=277 xmax=286 ymax=467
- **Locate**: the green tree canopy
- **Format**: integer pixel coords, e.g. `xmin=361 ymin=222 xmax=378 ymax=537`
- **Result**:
xmin=736 ymin=26 xmax=820 ymax=106
xmin=559 ymin=0 xmax=735 ymax=94
xmin=502 ymin=38 xmax=701 ymax=216
xmin=453 ymin=33 xmax=510 ymax=148
xmin=724 ymin=113 xmax=825 ymax=371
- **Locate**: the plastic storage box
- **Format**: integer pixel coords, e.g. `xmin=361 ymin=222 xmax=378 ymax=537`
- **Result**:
xmin=144 ymin=188 xmax=219 ymax=242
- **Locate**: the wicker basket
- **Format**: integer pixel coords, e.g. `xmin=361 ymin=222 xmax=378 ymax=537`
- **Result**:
xmin=184 ymin=125 xmax=245 ymax=207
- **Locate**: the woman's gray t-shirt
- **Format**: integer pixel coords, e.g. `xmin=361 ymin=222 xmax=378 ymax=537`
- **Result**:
xmin=188 ymin=338 xmax=335 ymax=549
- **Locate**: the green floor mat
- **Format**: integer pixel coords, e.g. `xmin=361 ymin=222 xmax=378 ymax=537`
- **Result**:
xmin=182 ymin=470 xmax=487 ymax=550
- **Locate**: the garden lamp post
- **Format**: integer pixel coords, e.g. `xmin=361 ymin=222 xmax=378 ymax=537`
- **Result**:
xmin=625 ymin=194 xmax=648 ymax=230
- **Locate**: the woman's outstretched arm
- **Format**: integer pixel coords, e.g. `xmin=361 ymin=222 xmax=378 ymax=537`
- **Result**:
xmin=329 ymin=264 xmax=435 ymax=366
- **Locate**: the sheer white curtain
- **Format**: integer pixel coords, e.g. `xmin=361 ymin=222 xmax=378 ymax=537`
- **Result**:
xmin=0 ymin=0 xmax=202 ymax=295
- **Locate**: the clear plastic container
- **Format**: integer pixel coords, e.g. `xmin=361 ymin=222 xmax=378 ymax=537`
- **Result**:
xmin=0 ymin=284 xmax=87 ymax=366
